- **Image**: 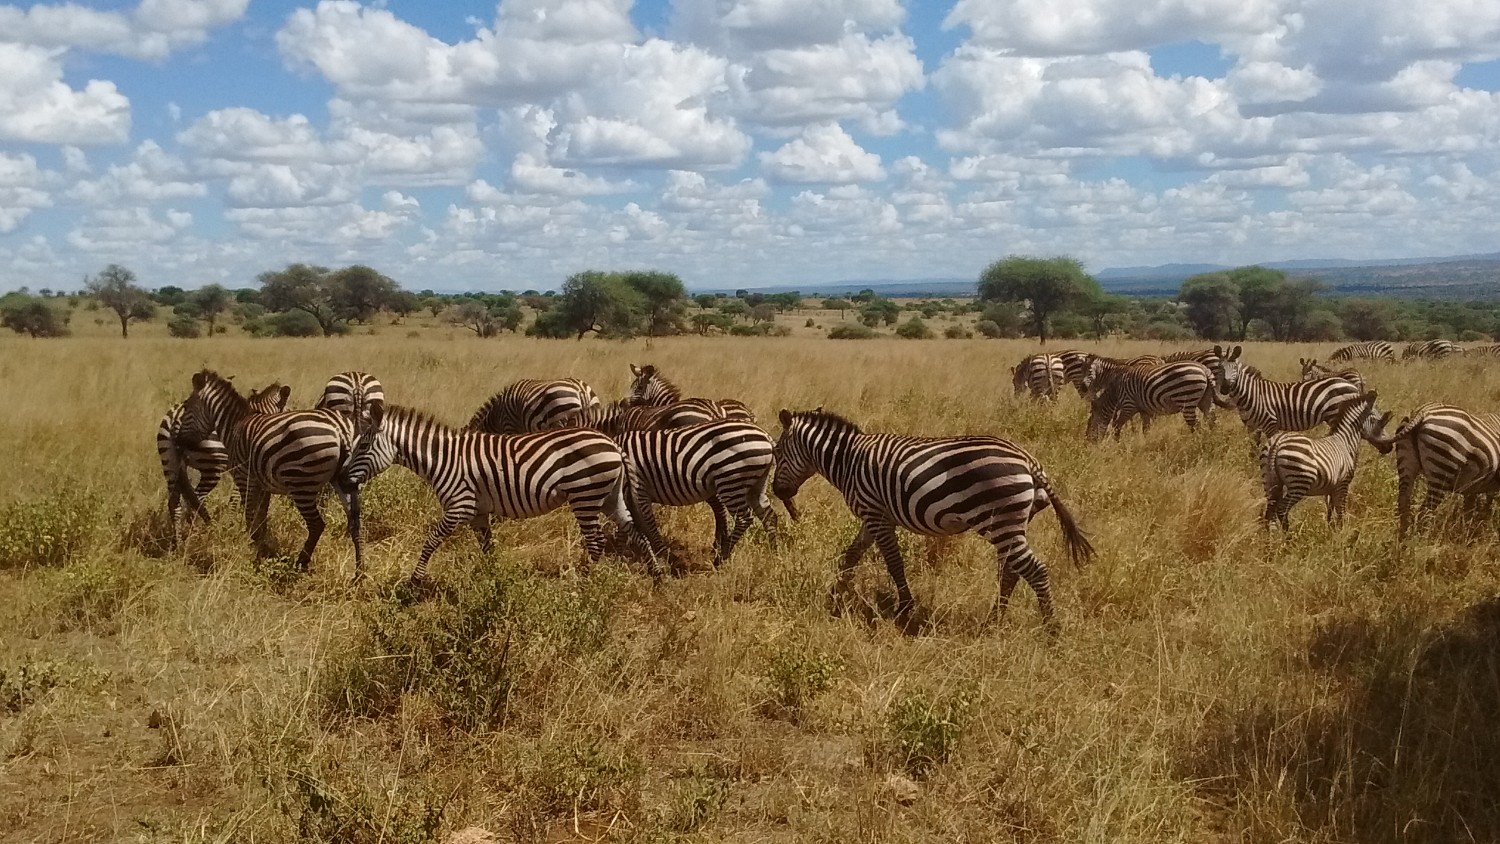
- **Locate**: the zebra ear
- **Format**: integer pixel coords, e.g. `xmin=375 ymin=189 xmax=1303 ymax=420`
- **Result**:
xmin=277 ymin=385 xmax=292 ymax=406
xmin=1230 ymin=345 xmax=1243 ymax=360
xmin=191 ymin=371 xmax=207 ymax=391
xmin=1213 ymin=344 xmax=1223 ymax=357
xmin=629 ymin=364 xmax=643 ymax=377
xmin=778 ymin=408 xmax=793 ymax=428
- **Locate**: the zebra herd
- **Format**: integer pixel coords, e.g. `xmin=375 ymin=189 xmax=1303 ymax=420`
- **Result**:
xmin=1012 ymin=339 xmax=1500 ymax=537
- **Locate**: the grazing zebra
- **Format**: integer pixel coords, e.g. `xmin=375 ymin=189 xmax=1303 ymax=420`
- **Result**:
xmin=546 ymin=399 xmax=724 ymax=436
xmin=1377 ymin=404 xmax=1500 ymax=539
xmin=1259 ymin=391 xmax=1392 ymax=529
xmin=341 ymin=405 xmax=664 ymax=582
xmin=625 ymin=364 xmax=754 ymax=419
xmin=1080 ymin=354 xmax=1167 ymax=394
xmin=1298 ymin=358 xmax=1367 ymax=391
xmin=186 ymin=371 xmax=367 ymax=575
xmin=1466 ymin=344 xmax=1500 ymax=358
xmin=1330 ymin=341 xmax=1396 ymax=363
xmin=1402 ymin=339 xmax=1462 ymax=360
xmin=1215 ymin=345 xmax=1363 ymax=443
xmin=1055 ymin=350 xmax=1093 ymax=396
xmin=158 ymin=382 xmax=290 ymax=535
xmin=1084 ymin=361 xmax=1217 ymax=441
xmin=613 ymin=420 xmax=779 ymax=570
xmin=770 ymin=409 xmax=1093 ymax=634
xmin=467 ymin=378 xmax=599 ymax=434
xmin=1011 ymin=353 xmax=1065 ymax=400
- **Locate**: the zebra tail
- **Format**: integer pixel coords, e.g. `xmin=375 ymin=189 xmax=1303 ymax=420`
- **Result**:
xmin=1039 ymin=473 xmax=1094 ymax=569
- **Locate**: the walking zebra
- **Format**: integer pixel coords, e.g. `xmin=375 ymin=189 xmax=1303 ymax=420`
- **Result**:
xmin=1330 ymin=341 xmax=1396 ymax=363
xmin=186 ymin=371 xmax=367 ymax=574
xmin=1376 ymin=404 xmax=1500 ymax=539
xmin=625 ymin=364 xmax=755 ymax=420
xmin=1402 ymin=339 xmax=1462 ymax=360
xmin=1215 ymin=345 xmax=1363 ymax=443
xmin=158 ymin=382 xmax=290 ymax=536
xmin=546 ymin=398 xmax=725 ymax=436
xmin=341 ymin=405 xmax=664 ymax=583
xmin=1011 ymin=353 xmax=1065 ymax=400
xmin=1084 ymin=361 xmax=1217 ymax=441
xmin=468 ymin=378 xmax=599 ymax=434
xmin=1259 ymin=391 xmax=1391 ymax=529
xmin=613 ymin=420 xmax=779 ymax=571
xmin=770 ymin=409 xmax=1093 ymax=634
xmin=1298 ymin=358 xmax=1367 ymax=391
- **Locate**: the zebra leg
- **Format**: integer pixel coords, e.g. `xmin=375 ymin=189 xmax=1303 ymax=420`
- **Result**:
xmin=410 ymin=499 xmax=476 ymax=584
xmin=1328 ymin=482 xmax=1351 ymax=527
xmin=867 ymin=522 xmax=915 ymax=621
xmin=1180 ymin=408 xmax=1196 ymax=432
xmin=708 ymin=497 xmax=731 ymax=562
xmin=289 ymin=492 xmax=326 ymax=572
xmin=749 ymin=485 xmax=780 ymax=550
xmin=996 ymin=537 xmax=1058 ymax=637
xmin=835 ymin=526 xmax=876 ymax=602
xmin=469 ymin=512 xmax=494 ymax=555
xmin=1397 ymin=471 xmax=1416 ymax=540
xmin=716 ymin=499 xmax=755 ymax=566
xmin=333 ymin=482 xmax=364 ymax=580
xmin=986 ymin=558 xmax=1020 ymax=627
xmin=1275 ymin=489 xmax=1298 ymax=531
xmin=243 ymin=484 xmax=274 ymax=561
xmin=608 ymin=478 xmax=671 ymax=578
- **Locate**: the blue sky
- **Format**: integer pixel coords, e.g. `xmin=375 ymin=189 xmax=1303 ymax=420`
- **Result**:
xmin=2 ymin=0 xmax=1500 ymax=292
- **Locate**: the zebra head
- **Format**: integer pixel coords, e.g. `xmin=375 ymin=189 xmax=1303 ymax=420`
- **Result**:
xmin=771 ymin=407 xmax=841 ymax=520
xmin=1083 ymin=378 xmax=1121 ymax=442
xmin=248 ymin=383 xmax=293 ymax=414
xmin=340 ymin=408 xmax=402 ymax=488
xmin=187 ymin=370 xmax=250 ymax=437
xmin=1298 ymin=358 xmax=1321 ymax=381
xmin=626 ymin=364 xmax=676 ymax=406
xmin=1213 ymin=344 xmax=1245 ymax=392
xmin=1342 ymin=391 xmax=1395 ymax=455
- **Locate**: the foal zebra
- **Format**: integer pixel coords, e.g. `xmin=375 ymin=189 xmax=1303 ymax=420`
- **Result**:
xmin=1011 ymin=353 xmax=1065 ymax=400
xmin=625 ymin=364 xmax=755 ymax=420
xmin=1402 ymin=339 xmax=1462 ymax=360
xmin=186 ymin=371 xmax=367 ymax=574
xmin=1378 ymin=404 xmax=1500 ymax=539
xmin=1215 ymin=345 xmax=1363 ymax=443
xmin=614 ymin=420 xmax=779 ymax=571
xmin=467 ymin=378 xmax=599 ymax=434
xmin=343 ymin=405 xmax=665 ymax=583
xmin=1084 ymin=361 xmax=1217 ymax=441
xmin=1259 ymin=391 xmax=1391 ymax=529
xmin=1330 ymin=341 xmax=1396 ymax=363
xmin=1298 ymin=358 xmax=1367 ymax=392
xmin=158 ymin=382 xmax=290 ymax=535
xmin=771 ymin=409 xmax=1093 ymax=635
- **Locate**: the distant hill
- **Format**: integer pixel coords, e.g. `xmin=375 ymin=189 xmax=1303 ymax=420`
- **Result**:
xmin=704 ymin=278 xmax=976 ymax=298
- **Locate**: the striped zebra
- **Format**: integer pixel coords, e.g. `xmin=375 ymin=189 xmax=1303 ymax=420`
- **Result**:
xmin=1402 ymin=339 xmax=1462 ymax=360
xmin=1215 ymin=345 xmax=1363 ymax=443
xmin=1259 ymin=391 xmax=1392 ymax=529
xmin=1164 ymin=348 xmax=1225 ymax=383
xmin=186 ymin=371 xmax=367 ymax=575
xmin=1080 ymin=354 xmax=1167 ymax=394
xmin=612 ymin=420 xmax=779 ymax=571
xmin=1330 ymin=341 xmax=1396 ymax=363
xmin=1377 ymin=404 xmax=1500 ymax=539
xmin=1465 ymin=344 xmax=1500 ymax=358
xmin=315 ymin=370 xmax=385 ymax=429
xmin=770 ymin=409 xmax=1093 ymax=634
xmin=1055 ymin=350 xmax=1093 ymax=396
xmin=546 ymin=398 xmax=725 ymax=436
xmin=1298 ymin=358 xmax=1367 ymax=391
xmin=625 ymin=364 xmax=755 ymax=420
xmin=1084 ymin=361 xmax=1217 ymax=441
xmin=341 ymin=404 xmax=664 ymax=583
xmin=158 ymin=382 xmax=290 ymax=536
xmin=467 ymin=378 xmax=599 ymax=434
xmin=1011 ymin=353 xmax=1065 ymax=400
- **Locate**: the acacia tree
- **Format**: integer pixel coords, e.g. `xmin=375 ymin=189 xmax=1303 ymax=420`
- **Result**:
xmin=188 ymin=284 xmax=233 ymax=337
xmin=622 ymin=271 xmax=687 ymax=335
xmin=329 ymin=264 xmax=398 ymax=324
xmin=528 ymin=271 xmax=644 ymax=339
xmin=86 ymin=264 xmax=155 ymax=338
xmin=449 ymin=297 xmax=522 ymax=337
xmin=259 ymin=264 xmax=343 ymax=336
xmin=977 ymin=256 xmax=1100 ymax=343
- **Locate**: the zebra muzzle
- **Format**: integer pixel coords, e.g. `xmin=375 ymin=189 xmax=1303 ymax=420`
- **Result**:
xmin=778 ymin=494 xmax=801 ymax=522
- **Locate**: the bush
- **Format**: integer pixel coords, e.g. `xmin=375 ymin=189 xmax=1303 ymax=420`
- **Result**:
xmin=805 ymin=318 xmax=815 ymax=328
xmin=974 ymin=319 xmax=1004 ymax=338
xmin=1137 ymin=320 xmax=1195 ymax=342
xmin=943 ymin=324 xmax=973 ymax=339
xmin=884 ymin=685 xmax=974 ymax=777
xmin=167 ymin=314 xmax=201 ymax=338
xmin=828 ymin=324 xmax=879 ymax=340
xmin=0 ymin=490 xmax=98 ymax=570
xmin=760 ymin=639 xmax=838 ymax=721
xmin=248 ymin=310 xmax=329 ymax=338
xmin=895 ymin=316 xmax=934 ymax=339
xmin=1 ymin=659 xmax=62 ymax=713
xmin=1460 ymin=329 xmax=1487 ymax=342
xmin=1 ymin=294 xmax=71 ymax=337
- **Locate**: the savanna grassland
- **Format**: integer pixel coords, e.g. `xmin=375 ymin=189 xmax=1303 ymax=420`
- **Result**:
xmin=3 ymin=326 xmax=1500 ymax=844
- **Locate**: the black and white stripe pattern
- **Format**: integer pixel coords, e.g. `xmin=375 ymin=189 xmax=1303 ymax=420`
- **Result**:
xmin=1381 ymin=403 xmax=1500 ymax=538
xmin=1055 ymin=350 xmax=1093 ymax=396
xmin=1164 ymin=348 xmax=1225 ymax=383
xmin=1079 ymin=354 xmax=1167 ymax=394
xmin=346 ymin=404 xmax=662 ymax=582
xmin=1298 ymin=358 xmax=1367 ymax=391
xmin=1216 ymin=345 xmax=1363 ymax=443
xmin=625 ymin=364 xmax=754 ymax=420
xmin=1085 ymin=361 xmax=1217 ymax=441
xmin=547 ymin=398 xmax=725 ymax=436
xmin=315 ymin=370 xmax=385 ymax=429
xmin=187 ymin=370 xmax=366 ymax=574
xmin=467 ymin=378 xmax=600 ymax=434
xmin=158 ymin=382 xmax=289 ymax=536
xmin=1330 ymin=341 xmax=1395 ymax=363
xmin=1465 ymin=344 xmax=1500 ymax=358
xmin=770 ymin=409 xmax=1093 ymax=634
xmin=1402 ymin=339 xmax=1462 ymax=360
xmin=614 ymin=420 xmax=779 ymax=569
xmin=1259 ymin=391 xmax=1391 ymax=529
xmin=1011 ymin=353 xmax=1065 ymax=400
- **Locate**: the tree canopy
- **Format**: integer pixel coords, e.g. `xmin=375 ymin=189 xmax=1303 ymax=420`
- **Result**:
xmin=977 ymin=256 xmax=1102 ymax=343
xmin=86 ymin=264 xmax=155 ymax=338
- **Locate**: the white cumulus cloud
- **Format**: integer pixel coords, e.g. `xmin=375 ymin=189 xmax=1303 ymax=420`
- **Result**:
xmin=760 ymin=122 xmax=885 ymax=183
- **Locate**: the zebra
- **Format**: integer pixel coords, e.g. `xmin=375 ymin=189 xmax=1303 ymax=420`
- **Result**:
xmin=1079 ymin=354 xmax=1167 ymax=394
xmin=340 ymin=404 xmax=665 ymax=583
xmin=1164 ymin=348 xmax=1225 ymax=383
xmin=611 ymin=420 xmax=780 ymax=571
xmin=315 ymin=370 xmax=385 ymax=430
xmin=1259 ymin=391 xmax=1392 ymax=529
xmin=1376 ymin=404 xmax=1500 ymax=539
xmin=624 ymin=364 xmax=754 ymax=420
xmin=1298 ymin=358 xmax=1367 ymax=392
xmin=545 ymin=398 xmax=726 ymax=436
xmin=1465 ymin=344 xmax=1500 ymax=358
xmin=185 ymin=370 xmax=367 ymax=575
xmin=467 ymin=378 xmax=600 ymax=434
xmin=1011 ymin=353 xmax=1065 ymax=400
xmin=1402 ymin=339 xmax=1462 ymax=360
xmin=158 ymin=381 xmax=290 ymax=537
xmin=1215 ymin=345 xmax=1363 ymax=443
xmin=1084 ymin=361 xmax=1217 ymax=441
xmin=1330 ymin=341 xmax=1395 ymax=363
xmin=1055 ymin=350 xmax=1093 ymax=396
xmin=770 ymin=408 xmax=1093 ymax=635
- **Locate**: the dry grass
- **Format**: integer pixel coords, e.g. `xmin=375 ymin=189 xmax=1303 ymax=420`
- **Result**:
xmin=2 ymin=330 xmax=1499 ymax=843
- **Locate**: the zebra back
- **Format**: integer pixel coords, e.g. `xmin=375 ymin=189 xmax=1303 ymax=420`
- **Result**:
xmin=316 ymin=371 xmax=385 ymax=429
xmin=1163 ymin=348 xmax=1224 ymax=381
xmin=1085 ymin=361 xmax=1212 ymax=440
xmin=1298 ymin=358 xmax=1366 ymax=391
xmin=1330 ymin=341 xmax=1395 ymax=363
xmin=1402 ymin=339 xmax=1461 ymax=360
xmin=468 ymin=378 xmax=600 ymax=434
xmin=1466 ymin=344 xmax=1500 ymax=358
xmin=1012 ymin=353 xmax=1065 ymax=399
xmin=1217 ymin=345 xmax=1363 ymax=436
xmin=548 ymin=399 xmax=724 ymax=436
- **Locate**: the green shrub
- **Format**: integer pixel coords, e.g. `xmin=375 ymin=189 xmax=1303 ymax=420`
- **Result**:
xmin=167 ymin=313 xmax=201 ymax=338
xmin=760 ymin=638 xmax=838 ymax=721
xmin=884 ymin=685 xmax=975 ymax=777
xmin=943 ymin=324 xmax=972 ymax=339
xmin=828 ymin=324 xmax=878 ymax=340
xmin=0 ymin=490 xmax=98 ymax=569
xmin=0 ymin=659 xmax=62 ymax=713
xmin=523 ymin=733 xmax=642 ymax=820
xmin=975 ymin=319 xmax=1004 ymax=338
xmin=895 ymin=316 xmax=934 ymax=339
xmin=53 ymin=556 xmax=145 ymax=632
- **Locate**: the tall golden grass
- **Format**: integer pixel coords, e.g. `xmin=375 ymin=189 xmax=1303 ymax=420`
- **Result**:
xmin=2 ymin=328 xmax=1499 ymax=843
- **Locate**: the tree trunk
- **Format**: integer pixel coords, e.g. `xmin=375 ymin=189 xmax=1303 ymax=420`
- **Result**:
xmin=118 ymin=313 xmax=129 ymax=338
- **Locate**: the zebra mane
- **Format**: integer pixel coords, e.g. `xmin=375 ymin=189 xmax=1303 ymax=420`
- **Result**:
xmin=387 ymin=403 xmax=461 ymax=435
xmin=794 ymin=409 xmax=863 ymax=435
xmin=191 ymin=369 xmax=250 ymax=412
xmin=465 ymin=391 xmax=506 ymax=430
